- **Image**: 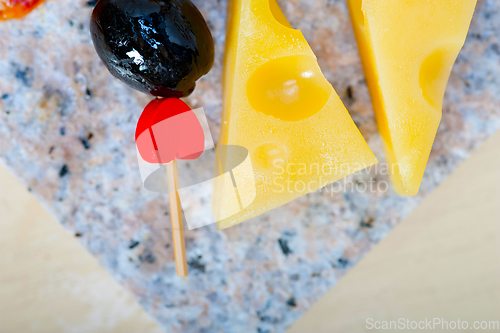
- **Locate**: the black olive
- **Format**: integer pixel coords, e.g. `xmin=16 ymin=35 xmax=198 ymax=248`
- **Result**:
xmin=90 ymin=0 xmax=214 ymax=98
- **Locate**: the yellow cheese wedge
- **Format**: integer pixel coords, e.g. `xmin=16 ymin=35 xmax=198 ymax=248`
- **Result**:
xmin=215 ymin=0 xmax=378 ymax=229
xmin=347 ymin=0 xmax=477 ymax=195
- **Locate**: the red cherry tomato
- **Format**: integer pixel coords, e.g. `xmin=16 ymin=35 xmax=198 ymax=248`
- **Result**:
xmin=135 ymin=98 xmax=205 ymax=164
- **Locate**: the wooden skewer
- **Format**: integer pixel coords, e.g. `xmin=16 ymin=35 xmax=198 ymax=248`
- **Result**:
xmin=165 ymin=160 xmax=188 ymax=277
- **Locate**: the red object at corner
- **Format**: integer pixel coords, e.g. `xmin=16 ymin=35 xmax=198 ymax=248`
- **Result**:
xmin=0 ymin=0 xmax=44 ymax=20
xmin=135 ymin=98 xmax=205 ymax=164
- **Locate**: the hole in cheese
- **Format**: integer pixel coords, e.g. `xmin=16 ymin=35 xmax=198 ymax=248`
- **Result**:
xmin=253 ymin=142 xmax=288 ymax=170
xmin=268 ymin=0 xmax=292 ymax=28
xmin=349 ymin=0 xmax=365 ymax=28
xmin=419 ymin=43 xmax=461 ymax=109
xmin=246 ymin=55 xmax=332 ymax=121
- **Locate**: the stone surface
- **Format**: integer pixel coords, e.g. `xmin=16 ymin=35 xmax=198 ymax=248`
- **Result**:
xmin=0 ymin=0 xmax=499 ymax=332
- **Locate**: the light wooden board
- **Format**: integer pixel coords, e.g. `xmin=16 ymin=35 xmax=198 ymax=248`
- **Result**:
xmin=288 ymin=130 xmax=500 ymax=332
xmin=0 ymin=163 xmax=163 ymax=333
xmin=1 ymin=130 xmax=500 ymax=332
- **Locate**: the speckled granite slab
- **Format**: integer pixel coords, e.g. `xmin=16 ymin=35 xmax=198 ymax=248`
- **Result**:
xmin=0 ymin=0 xmax=499 ymax=332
